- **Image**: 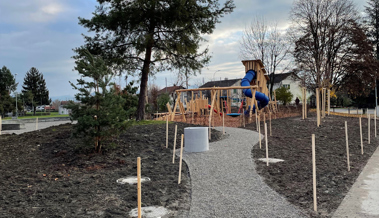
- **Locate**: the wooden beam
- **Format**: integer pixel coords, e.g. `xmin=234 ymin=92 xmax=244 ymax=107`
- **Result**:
xmin=171 ymin=92 xmax=180 ymax=121
xmin=208 ymin=91 xmax=217 ymax=139
xmin=176 ymin=85 xmax=258 ymax=92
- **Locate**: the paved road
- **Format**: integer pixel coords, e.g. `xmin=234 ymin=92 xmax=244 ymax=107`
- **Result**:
xmin=333 ymin=146 xmax=379 ymax=218
xmin=182 ymin=127 xmax=306 ymax=218
xmin=332 ymin=108 xmax=378 ymax=115
xmin=1 ymin=120 xmax=75 ymax=135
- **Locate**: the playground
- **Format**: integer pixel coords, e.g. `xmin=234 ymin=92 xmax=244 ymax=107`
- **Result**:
xmin=1 ymin=60 xmax=379 ymax=217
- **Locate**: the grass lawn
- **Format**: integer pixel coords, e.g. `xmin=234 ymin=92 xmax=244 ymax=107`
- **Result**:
xmin=3 ymin=112 xmax=69 ymax=120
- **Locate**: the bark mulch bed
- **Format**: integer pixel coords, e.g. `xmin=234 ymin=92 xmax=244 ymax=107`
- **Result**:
xmin=245 ymin=114 xmax=379 ymax=217
xmin=0 ymin=122 xmax=222 ymax=218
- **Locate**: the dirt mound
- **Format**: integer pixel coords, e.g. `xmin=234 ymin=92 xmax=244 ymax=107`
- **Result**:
xmin=0 ymin=121 xmax=222 ymax=217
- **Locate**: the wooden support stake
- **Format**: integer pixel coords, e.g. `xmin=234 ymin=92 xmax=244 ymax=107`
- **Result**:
xmin=269 ymin=112 xmax=272 ymax=136
xmin=263 ymin=112 xmax=266 ymax=124
xmin=375 ymin=108 xmax=377 ymax=138
xmin=312 ymin=134 xmax=317 ymax=212
xmin=328 ymin=89 xmax=330 ymax=116
xmin=258 ymin=116 xmax=261 ymax=149
xmin=178 ymin=134 xmax=184 ymax=184
xmin=208 ymin=91 xmax=217 ymax=140
xmin=360 ymin=117 xmax=363 ymax=154
xmin=166 ymin=115 xmax=169 ymax=148
xmin=345 ymin=121 xmax=350 ymax=172
xmin=368 ymin=114 xmax=371 ymax=144
xmin=223 ymin=112 xmax=225 ymax=135
xmin=243 ymin=109 xmax=245 ymax=127
xmin=137 ymin=157 xmax=142 ymax=218
xmin=322 ymin=88 xmax=326 ymax=118
xmin=172 ymin=125 xmax=177 ymax=163
xmin=302 ymin=88 xmax=305 ymax=120
xmin=305 ymin=88 xmax=307 ymax=118
xmin=316 ymin=88 xmax=320 ymax=127
xmin=265 ymin=123 xmax=269 ymax=166
xmin=36 ymin=117 xmax=38 ymax=130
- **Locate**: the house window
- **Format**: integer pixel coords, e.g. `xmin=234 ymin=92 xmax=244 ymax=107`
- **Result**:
xmin=233 ymin=89 xmax=237 ymax=94
xmin=283 ymin=84 xmax=290 ymax=89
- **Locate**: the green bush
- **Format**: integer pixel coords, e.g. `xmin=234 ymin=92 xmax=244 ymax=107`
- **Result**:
xmin=157 ymin=93 xmax=172 ymax=112
xmin=275 ymin=86 xmax=294 ymax=105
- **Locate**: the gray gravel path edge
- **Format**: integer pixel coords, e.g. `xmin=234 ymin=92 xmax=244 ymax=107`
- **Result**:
xmin=181 ymin=127 xmax=306 ymax=218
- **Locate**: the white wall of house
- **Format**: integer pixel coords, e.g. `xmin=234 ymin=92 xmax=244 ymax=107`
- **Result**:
xmin=58 ymin=105 xmax=71 ymax=115
xmin=272 ymin=76 xmax=312 ymax=104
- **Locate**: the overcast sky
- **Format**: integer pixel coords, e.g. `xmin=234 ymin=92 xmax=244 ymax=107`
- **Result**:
xmin=0 ymin=0 xmax=367 ymax=100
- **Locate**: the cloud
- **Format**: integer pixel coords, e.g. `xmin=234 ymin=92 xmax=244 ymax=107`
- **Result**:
xmin=0 ymin=0 xmax=69 ymax=24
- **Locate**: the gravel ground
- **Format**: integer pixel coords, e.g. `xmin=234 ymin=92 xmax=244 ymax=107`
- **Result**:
xmin=182 ymin=127 xmax=306 ymax=218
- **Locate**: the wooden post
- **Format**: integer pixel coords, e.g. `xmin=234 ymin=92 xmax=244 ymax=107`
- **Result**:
xmin=322 ymin=88 xmax=326 ymax=118
xmin=269 ymin=112 xmax=272 ymax=136
xmin=345 ymin=121 xmax=350 ymax=172
xmin=36 ymin=117 xmax=38 ymax=130
xmin=166 ymin=115 xmax=169 ymax=148
xmin=368 ymin=114 xmax=371 ymax=144
xmin=302 ymin=87 xmax=305 ymax=120
xmin=305 ymin=88 xmax=307 ymax=118
xmin=223 ymin=112 xmax=225 ymax=135
xmin=328 ymin=89 xmax=331 ymax=116
xmin=265 ymin=123 xmax=269 ymax=166
xmin=178 ymin=134 xmax=184 ymax=184
xmin=375 ymin=108 xmax=377 ymax=138
xmin=243 ymin=109 xmax=245 ymax=127
xmin=137 ymin=157 xmax=142 ymax=218
xmin=312 ymin=134 xmax=317 ymax=212
xmin=171 ymin=93 xmax=180 ymax=121
xmin=258 ymin=116 xmax=261 ymax=149
xmin=316 ymin=88 xmax=320 ymax=127
xmin=263 ymin=112 xmax=265 ymax=124
xmin=208 ymin=91 xmax=217 ymax=140
xmin=172 ymin=125 xmax=177 ymax=163
xmin=360 ymin=117 xmax=363 ymax=155
xmin=256 ymin=113 xmax=258 ymax=131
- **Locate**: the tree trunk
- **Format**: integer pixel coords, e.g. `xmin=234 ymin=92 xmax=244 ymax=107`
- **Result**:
xmin=136 ymin=41 xmax=153 ymax=121
xmin=270 ymin=73 xmax=275 ymax=98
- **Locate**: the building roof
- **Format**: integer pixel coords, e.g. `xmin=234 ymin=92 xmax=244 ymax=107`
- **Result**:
xmin=270 ymin=72 xmax=301 ymax=84
xmin=157 ymin=85 xmax=185 ymax=95
xmin=199 ymin=78 xmax=241 ymax=88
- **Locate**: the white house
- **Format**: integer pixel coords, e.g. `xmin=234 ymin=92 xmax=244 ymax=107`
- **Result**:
xmin=199 ymin=78 xmax=243 ymax=106
xmin=157 ymin=85 xmax=188 ymax=108
xmin=270 ymin=72 xmax=312 ymax=104
xmin=58 ymin=101 xmax=72 ymax=115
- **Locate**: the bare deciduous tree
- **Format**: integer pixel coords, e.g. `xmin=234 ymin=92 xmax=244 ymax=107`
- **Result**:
xmin=239 ymin=16 xmax=291 ymax=96
xmin=290 ymin=0 xmax=358 ymax=90
xmin=148 ymin=84 xmax=160 ymax=112
xmin=52 ymin=99 xmax=60 ymax=112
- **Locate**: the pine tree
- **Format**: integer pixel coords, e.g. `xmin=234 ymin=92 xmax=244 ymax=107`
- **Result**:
xmin=0 ymin=66 xmax=17 ymax=117
xmin=365 ymin=0 xmax=379 ymax=59
xmin=74 ymin=0 xmax=235 ymax=120
xmin=22 ymin=67 xmax=50 ymax=115
xmin=68 ymin=50 xmax=128 ymax=153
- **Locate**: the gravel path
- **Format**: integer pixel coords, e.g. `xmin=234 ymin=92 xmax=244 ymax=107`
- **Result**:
xmin=182 ymin=127 xmax=306 ymax=218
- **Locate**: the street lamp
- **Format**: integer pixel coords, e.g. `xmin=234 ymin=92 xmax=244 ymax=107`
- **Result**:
xmin=213 ymin=70 xmax=221 ymax=82
xmin=15 ymin=73 xmax=17 ymax=119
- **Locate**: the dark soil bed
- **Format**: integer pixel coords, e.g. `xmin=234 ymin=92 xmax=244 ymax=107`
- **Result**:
xmin=0 ymin=122 xmax=222 ymax=218
xmin=246 ymin=114 xmax=379 ymax=217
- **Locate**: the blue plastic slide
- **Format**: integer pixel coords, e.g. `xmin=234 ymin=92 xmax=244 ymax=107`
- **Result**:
xmin=241 ymin=69 xmax=270 ymax=114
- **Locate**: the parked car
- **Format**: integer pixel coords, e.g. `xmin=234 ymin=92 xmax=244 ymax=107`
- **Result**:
xmin=36 ymin=106 xmax=45 ymax=111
